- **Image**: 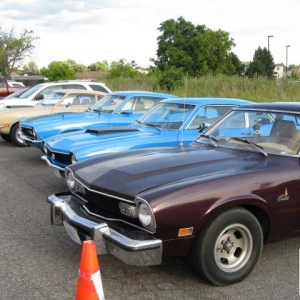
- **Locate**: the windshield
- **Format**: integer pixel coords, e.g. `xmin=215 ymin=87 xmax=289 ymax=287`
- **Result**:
xmin=3 ymin=88 xmax=28 ymax=99
xmin=18 ymin=84 xmax=45 ymax=99
xmin=197 ymin=109 xmax=300 ymax=156
xmin=38 ymin=91 xmax=66 ymax=106
xmin=89 ymin=95 xmax=126 ymax=113
xmin=136 ymin=102 xmax=195 ymax=129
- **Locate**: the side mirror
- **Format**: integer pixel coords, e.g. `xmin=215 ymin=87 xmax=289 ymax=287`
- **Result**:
xmin=121 ymin=109 xmax=133 ymax=115
xmin=35 ymin=94 xmax=44 ymax=100
xmin=198 ymin=123 xmax=210 ymax=132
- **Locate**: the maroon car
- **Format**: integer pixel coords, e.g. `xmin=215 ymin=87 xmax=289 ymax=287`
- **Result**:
xmin=48 ymin=102 xmax=300 ymax=285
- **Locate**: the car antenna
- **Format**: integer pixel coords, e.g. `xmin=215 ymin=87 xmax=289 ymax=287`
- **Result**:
xmin=179 ymin=72 xmax=188 ymax=146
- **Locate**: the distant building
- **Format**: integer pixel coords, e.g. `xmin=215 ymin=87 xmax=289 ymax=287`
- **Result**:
xmin=10 ymin=72 xmax=48 ymax=87
xmin=274 ymin=65 xmax=284 ymax=79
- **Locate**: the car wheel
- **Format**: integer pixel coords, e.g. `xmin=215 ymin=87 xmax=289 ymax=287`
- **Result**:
xmin=10 ymin=123 xmax=26 ymax=147
xmin=0 ymin=134 xmax=11 ymax=142
xmin=191 ymin=207 xmax=263 ymax=286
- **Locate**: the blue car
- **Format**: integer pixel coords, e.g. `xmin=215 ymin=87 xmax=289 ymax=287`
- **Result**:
xmin=19 ymin=91 xmax=177 ymax=149
xmin=42 ymin=97 xmax=252 ymax=178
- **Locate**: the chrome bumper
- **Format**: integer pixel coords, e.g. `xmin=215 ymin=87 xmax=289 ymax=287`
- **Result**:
xmin=41 ymin=155 xmax=65 ymax=178
xmin=47 ymin=193 xmax=163 ymax=266
xmin=20 ymin=134 xmax=42 ymax=144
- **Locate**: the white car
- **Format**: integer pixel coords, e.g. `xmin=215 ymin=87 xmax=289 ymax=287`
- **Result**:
xmin=7 ymin=80 xmax=25 ymax=88
xmin=0 ymin=80 xmax=111 ymax=109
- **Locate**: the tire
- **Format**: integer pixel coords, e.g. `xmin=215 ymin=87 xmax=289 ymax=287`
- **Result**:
xmin=0 ymin=134 xmax=11 ymax=142
xmin=191 ymin=207 xmax=263 ymax=286
xmin=10 ymin=123 xmax=27 ymax=147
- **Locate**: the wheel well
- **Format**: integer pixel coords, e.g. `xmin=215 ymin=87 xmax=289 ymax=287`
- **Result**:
xmin=10 ymin=121 xmax=19 ymax=133
xmin=199 ymin=205 xmax=270 ymax=242
xmin=239 ymin=205 xmax=270 ymax=241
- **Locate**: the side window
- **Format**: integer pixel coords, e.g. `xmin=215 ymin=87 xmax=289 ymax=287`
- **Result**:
xmin=89 ymin=84 xmax=109 ymax=93
xmin=0 ymin=81 xmax=4 ymax=88
xmin=36 ymin=85 xmax=63 ymax=101
xmin=188 ymin=105 xmax=235 ymax=130
xmin=61 ymin=93 xmax=95 ymax=106
xmin=131 ymin=97 xmax=163 ymax=114
xmin=120 ymin=98 xmax=134 ymax=112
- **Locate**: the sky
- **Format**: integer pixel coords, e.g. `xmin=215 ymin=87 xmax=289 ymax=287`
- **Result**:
xmin=0 ymin=0 xmax=299 ymax=69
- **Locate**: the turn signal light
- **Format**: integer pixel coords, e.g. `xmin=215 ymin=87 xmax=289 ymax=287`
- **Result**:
xmin=178 ymin=227 xmax=193 ymax=237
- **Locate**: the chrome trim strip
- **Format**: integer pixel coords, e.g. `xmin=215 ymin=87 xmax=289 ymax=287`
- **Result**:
xmin=65 ymin=167 xmax=134 ymax=204
xmin=83 ymin=205 xmax=154 ymax=234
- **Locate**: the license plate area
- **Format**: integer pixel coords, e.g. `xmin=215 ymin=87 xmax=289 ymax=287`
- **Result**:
xmin=63 ymin=220 xmax=82 ymax=245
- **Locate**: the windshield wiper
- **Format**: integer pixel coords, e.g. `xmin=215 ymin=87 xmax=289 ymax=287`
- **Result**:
xmin=91 ymin=109 xmax=102 ymax=113
xmin=145 ymin=123 xmax=161 ymax=130
xmin=229 ymin=137 xmax=268 ymax=157
xmin=200 ymin=134 xmax=218 ymax=148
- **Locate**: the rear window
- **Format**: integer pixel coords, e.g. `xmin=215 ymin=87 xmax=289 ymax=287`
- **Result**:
xmin=89 ymin=84 xmax=109 ymax=93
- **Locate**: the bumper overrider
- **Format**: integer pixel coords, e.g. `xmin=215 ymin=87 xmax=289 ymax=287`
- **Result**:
xmin=47 ymin=192 xmax=163 ymax=266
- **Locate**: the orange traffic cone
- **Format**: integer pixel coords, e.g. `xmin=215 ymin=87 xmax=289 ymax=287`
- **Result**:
xmin=75 ymin=240 xmax=105 ymax=300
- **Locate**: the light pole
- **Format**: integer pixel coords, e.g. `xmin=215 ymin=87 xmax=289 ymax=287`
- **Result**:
xmin=267 ymin=35 xmax=273 ymax=79
xmin=286 ymin=45 xmax=291 ymax=77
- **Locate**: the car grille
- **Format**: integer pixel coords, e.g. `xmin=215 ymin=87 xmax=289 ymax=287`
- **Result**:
xmin=74 ymin=183 xmax=141 ymax=226
xmin=47 ymin=148 xmax=71 ymax=165
xmin=21 ymin=127 xmax=34 ymax=138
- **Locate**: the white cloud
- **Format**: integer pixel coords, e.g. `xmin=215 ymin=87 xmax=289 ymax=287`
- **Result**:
xmin=0 ymin=0 xmax=299 ymax=68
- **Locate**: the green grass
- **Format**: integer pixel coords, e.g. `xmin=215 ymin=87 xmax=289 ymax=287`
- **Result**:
xmin=100 ymin=75 xmax=300 ymax=103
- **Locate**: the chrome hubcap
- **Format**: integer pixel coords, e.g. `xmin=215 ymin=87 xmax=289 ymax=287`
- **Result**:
xmin=16 ymin=128 xmax=24 ymax=144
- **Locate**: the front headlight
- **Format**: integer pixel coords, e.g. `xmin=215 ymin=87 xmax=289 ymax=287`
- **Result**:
xmin=65 ymin=169 xmax=86 ymax=194
xmin=71 ymin=153 xmax=77 ymax=164
xmin=32 ymin=128 xmax=37 ymax=138
xmin=66 ymin=170 xmax=76 ymax=191
xmin=43 ymin=143 xmax=48 ymax=154
xmin=0 ymin=103 xmax=5 ymax=109
xmin=137 ymin=201 xmax=155 ymax=230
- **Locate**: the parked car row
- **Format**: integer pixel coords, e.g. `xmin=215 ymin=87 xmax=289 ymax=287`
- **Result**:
xmin=1 ymin=83 xmax=300 ymax=286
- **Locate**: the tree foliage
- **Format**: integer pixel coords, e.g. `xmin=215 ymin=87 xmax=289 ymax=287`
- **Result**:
xmin=65 ymin=59 xmax=87 ymax=72
xmin=152 ymin=17 xmax=238 ymax=77
xmin=22 ymin=61 xmax=40 ymax=74
xmin=88 ymin=61 xmax=109 ymax=71
xmin=246 ymin=47 xmax=275 ymax=78
xmin=107 ymin=59 xmax=140 ymax=79
xmin=40 ymin=61 xmax=76 ymax=81
xmin=0 ymin=26 xmax=39 ymax=77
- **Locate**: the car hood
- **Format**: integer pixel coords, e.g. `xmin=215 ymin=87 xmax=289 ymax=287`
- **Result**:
xmin=21 ymin=111 xmax=101 ymax=127
xmin=71 ymin=144 xmax=267 ymax=198
xmin=47 ymin=126 xmax=146 ymax=151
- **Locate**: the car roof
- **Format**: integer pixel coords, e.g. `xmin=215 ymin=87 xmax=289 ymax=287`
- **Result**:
xmin=48 ymin=89 xmax=106 ymax=94
xmin=234 ymin=102 xmax=300 ymax=113
xmin=109 ymin=91 xmax=177 ymax=97
xmin=161 ymin=97 xmax=252 ymax=105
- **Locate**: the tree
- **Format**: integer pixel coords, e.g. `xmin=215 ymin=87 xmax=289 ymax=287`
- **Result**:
xmin=107 ymin=59 xmax=140 ymax=79
xmin=246 ymin=47 xmax=275 ymax=78
xmin=65 ymin=59 xmax=87 ymax=72
xmin=88 ymin=61 xmax=109 ymax=71
xmin=0 ymin=26 xmax=39 ymax=77
xmin=40 ymin=61 xmax=76 ymax=81
xmin=152 ymin=17 xmax=236 ymax=77
xmin=22 ymin=61 xmax=40 ymax=74
xmin=156 ymin=66 xmax=184 ymax=92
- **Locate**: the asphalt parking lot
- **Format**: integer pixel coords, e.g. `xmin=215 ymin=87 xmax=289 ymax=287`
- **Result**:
xmin=1 ymin=137 xmax=300 ymax=300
